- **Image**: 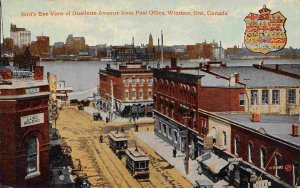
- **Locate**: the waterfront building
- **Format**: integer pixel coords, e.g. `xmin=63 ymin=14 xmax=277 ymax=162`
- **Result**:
xmin=98 ymin=61 xmax=153 ymax=118
xmin=3 ymin=38 xmax=14 ymax=52
xmin=10 ymin=23 xmax=31 ymax=47
xmin=65 ymin=34 xmax=86 ymax=54
xmin=208 ymin=65 xmax=300 ymax=115
xmin=29 ymin=36 xmax=50 ymax=57
xmin=0 ymin=64 xmax=50 ymax=187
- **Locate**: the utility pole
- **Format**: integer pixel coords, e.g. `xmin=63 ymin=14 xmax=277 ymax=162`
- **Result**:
xmin=111 ymin=80 xmax=114 ymax=121
xmin=183 ymin=111 xmax=191 ymax=175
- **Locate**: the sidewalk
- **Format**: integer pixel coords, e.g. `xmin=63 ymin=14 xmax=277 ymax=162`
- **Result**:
xmin=83 ymin=106 xmax=154 ymax=123
xmin=135 ymin=132 xmax=233 ymax=188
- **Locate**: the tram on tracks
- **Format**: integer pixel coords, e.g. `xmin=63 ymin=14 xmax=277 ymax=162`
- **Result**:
xmin=125 ymin=147 xmax=150 ymax=178
xmin=108 ymin=131 xmax=128 ymax=154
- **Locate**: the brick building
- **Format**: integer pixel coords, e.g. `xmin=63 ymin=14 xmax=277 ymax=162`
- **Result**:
xmin=29 ymin=36 xmax=50 ymax=57
xmin=98 ymin=61 xmax=153 ymax=118
xmin=0 ymin=65 xmax=50 ymax=187
xmin=153 ymin=60 xmax=245 ymax=155
xmin=152 ymin=59 xmax=300 ymax=187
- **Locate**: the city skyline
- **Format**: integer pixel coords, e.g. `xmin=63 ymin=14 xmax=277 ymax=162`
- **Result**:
xmin=2 ymin=0 xmax=300 ymax=48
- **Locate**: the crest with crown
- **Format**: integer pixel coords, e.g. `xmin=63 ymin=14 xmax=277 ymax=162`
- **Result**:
xmin=243 ymin=5 xmax=287 ymax=54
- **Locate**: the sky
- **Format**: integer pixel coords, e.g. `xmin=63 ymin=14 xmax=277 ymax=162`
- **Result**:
xmin=2 ymin=0 xmax=300 ymax=48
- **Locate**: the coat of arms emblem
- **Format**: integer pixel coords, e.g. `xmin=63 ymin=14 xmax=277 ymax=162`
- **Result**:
xmin=244 ymin=5 xmax=287 ymax=54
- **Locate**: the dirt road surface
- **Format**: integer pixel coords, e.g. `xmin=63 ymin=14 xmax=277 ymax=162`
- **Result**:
xmin=55 ymin=106 xmax=193 ymax=188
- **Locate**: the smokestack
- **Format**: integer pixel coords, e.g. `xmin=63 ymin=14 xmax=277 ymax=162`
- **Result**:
xmin=171 ymin=58 xmax=177 ymax=68
xmin=291 ymin=123 xmax=299 ymax=137
xmin=132 ymin=36 xmax=134 ymax=47
xmin=234 ymin=73 xmax=240 ymax=83
xmin=33 ymin=66 xmax=44 ymax=80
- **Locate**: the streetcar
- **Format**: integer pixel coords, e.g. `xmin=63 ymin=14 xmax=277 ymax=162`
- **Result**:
xmin=108 ymin=131 xmax=128 ymax=154
xmin=125 ymin=147 xmax=150 ymax=178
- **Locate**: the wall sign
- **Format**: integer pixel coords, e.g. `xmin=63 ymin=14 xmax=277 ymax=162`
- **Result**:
xmin=21 ymin=113 xmax=44 ymax=127
xmin=26 ymin=87 xmax=40 ymax=94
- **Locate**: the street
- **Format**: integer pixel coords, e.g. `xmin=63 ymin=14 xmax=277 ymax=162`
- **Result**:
xmin=55 ymin=106 xmax=193 ymax=188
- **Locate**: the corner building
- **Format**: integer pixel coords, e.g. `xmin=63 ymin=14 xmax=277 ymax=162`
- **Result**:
xmin=0 ymin=66 xmax=50 ymax=187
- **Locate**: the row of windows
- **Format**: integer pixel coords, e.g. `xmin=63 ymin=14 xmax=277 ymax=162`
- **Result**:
xmin=124 ymin=77 xmax=153 ymax=87
xmin=125 ymin=90 xmax=152 ymax=99
xmin=250 ymin=89 xmax=297 ymax=105
xmin=233 ymin=137 xmax=284 ymax=178
xmin=158 ymin=122 xmax=178 ymax=142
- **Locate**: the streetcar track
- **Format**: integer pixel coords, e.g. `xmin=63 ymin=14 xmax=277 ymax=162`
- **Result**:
xmin=89 ymin=138 xmax=135 ymax=188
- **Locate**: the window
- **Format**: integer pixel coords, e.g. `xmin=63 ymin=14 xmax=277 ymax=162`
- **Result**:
xmin=223 ymin=131 xmax=227 ymax=146
xmin=240 ymin=94 xmax=245 ymax=106
xmin=148 ymin=90 xmax=152 ymax=99
xmin=26 ymin=137 xmax=39 ymax=177
xmin=248 ymin=143 xmax=253 ymax=162
xmin=169 ymin=127 xmax=172 ymax=137
xmin=139 ymin=90 xmax=143 ymax=99
xmin=262 ymin=90 xmax=269 ymax=104
xmin=139 ymin=77 xmax=144 ymax=86
xmin=275 ymin=154 xmax=282 ymax=177
xmin=288 ymin=89 xmax=296 ymax=104
xmin=293 ymin=163 xmax=300 ymax=186
xmin=125 ymin=90 xmax=129 ymax=99
xmin=148 ymin=77 xmax=153 ymax=85
xmin=131 ymin=90 xmax=136 ymax=99
xmin=260 ymin=147 xmax=267 ymax=169
xmin=272 ymin=90 xmax=280 ymax=104
xmin=251 ymin=90 xmax=258 ymax=105
xmin=174 ymin=130 xmax=178 ymax=142
xmin=234 ymin=136 xmax=239 ymax=155
xmin=125 ymin=77 xmax=129 ymax=87
xmin=171 ymin=105 xmax=174 ymax=118
xmin=132 ymin=78 xmax=136 ymax=86
xmin=158 ymin=121 xmax=161 ymax=132
xmin=163 ymin=124 xmax=167 ymax=134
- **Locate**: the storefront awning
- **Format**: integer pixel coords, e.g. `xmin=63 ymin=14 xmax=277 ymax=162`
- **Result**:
xmin=198 ymin=152 xmax=228 ymax=174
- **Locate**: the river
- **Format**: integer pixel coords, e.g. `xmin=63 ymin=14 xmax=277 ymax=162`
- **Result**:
xmin=41 ymin=59 xmax=300 ymax=99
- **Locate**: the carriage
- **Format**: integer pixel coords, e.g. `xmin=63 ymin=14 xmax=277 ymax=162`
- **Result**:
xmin=125 ymin=147 xmax=149 ymax=178
xmin=108 ymin=131 xmax=128 ymax=154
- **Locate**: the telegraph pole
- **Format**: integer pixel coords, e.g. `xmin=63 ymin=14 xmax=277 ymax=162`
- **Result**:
xmin=183 ymin=112 xmax=191 ymax=175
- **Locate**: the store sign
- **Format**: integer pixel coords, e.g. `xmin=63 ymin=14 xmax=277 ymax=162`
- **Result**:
xmin=26 ymin=87 xmax=40 ymax=94
xmin=21 ymin=113 xmax=44 ymax=127
xmin=203 ymin=136 xmax=213 ymax=149
xmin=253 ymin=180 xmax=271 ymax=188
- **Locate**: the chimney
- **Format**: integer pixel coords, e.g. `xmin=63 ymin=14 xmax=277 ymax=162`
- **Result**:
xmin=106 ymin=64 xmax=111 ymax=69
xmin=33 ymin=66 xmax=44 ymax=80
xmin=207 ymin=64 xmax=211 ymax=72
xmin=251 ymin=113 xmax=260 ymax=122
xmin=291 ymin=123 xmax=299 ymax=137
xmin=275 ymin=64 xmax=280 ymax=71
xmin=235 ymin=73 xmax=240 ymax=83
xmin=171 ymin=58 xmax=177 ymax=68
xmin=199 ymin=63 xmax=203 ymax=68
xmin=0 ymin=69 xmax=13 ymax=80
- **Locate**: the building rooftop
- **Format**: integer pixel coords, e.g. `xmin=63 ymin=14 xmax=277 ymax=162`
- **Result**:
xmin=220 ymin=113 xmax=300 ymax=147
xmin=211 ymin=66 xmax=300 ymax=88
xmin=262 ymin=64 xmax=300 ymax=76
xmin=181 ymin=69 xmax=244 ymax=88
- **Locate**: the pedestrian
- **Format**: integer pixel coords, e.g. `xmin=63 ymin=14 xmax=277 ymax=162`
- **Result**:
xmin=99 ymin=135 xmax=103 ymax=143
xmin=106 ymin=116 xmax=109 ymax=123
xmin=173 ymin=147 xmax=177 ymax=157
xmin=121 ymin=126 xmax=124 ymax=132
